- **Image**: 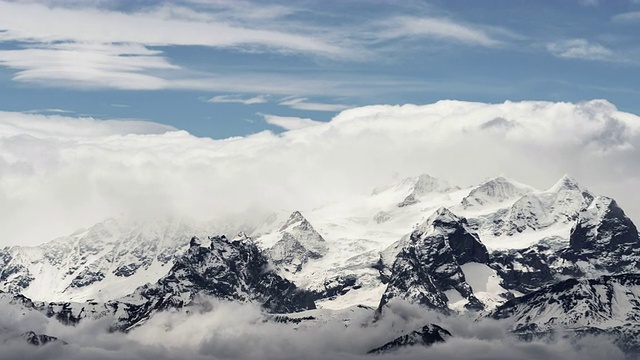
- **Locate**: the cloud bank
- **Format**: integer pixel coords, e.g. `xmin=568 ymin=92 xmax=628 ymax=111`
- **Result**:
xmin=0 ymin=99 xmax=639 ymax=246
xmin=0 ymin=298 xmax=627 ymax=360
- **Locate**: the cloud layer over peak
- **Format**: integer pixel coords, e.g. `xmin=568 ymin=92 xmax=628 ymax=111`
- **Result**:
xmin=0 ymin=99 xmax=639 ymax=246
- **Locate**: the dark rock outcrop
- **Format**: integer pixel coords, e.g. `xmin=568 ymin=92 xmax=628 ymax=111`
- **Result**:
xmin=368 ymin=324 xmax=451 ymax=354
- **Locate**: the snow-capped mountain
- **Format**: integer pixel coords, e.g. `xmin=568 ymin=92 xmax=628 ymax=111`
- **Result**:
xmin=393 ymin=174 xmax=459 ymax=207
xmin=490 ymin=194 xmax=640 ymax=293
xmin=378 ymin=208 xmax=506 ymax=312
xmin=1 ymin=172 xmax=639 ymax=356
xmin=0 ymin=217 xmax=213 ymax=302
xmin=112 ymin=233 xmax=315 ymax=330
xmin=491 ymin=273 xmax=640 ymax=351
xmin=492 ymin=175 xmax=592 ymax=237
xmin=460 ymin=176 xmax=534 ymax=210
xmin=265 ymin=211 xmax=328 ymax=273
xmin=0 ymin=233 xmax=315 ymax=332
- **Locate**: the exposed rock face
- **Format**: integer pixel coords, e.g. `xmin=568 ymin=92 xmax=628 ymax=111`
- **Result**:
xmin=368 ymin=324 xmax=451 ymax=354
xmin=5 ymin=234 xmax=316 ymax=332
xmin=0 ymin=217 xmax=209 ymax=302
xmin=379 ymin=208 xmax=490 ymax=312
xmin=490 ymin=241 xmax=558 ymax=294
xmin=22 ymin=331 xmax=65 ymax=346
xmin=491 ymin=273 xmax=640 ymax=351
xmin=268 ymin=211 xmax=328 ymax=273
xmin=110 ymin=234 xmax=316 ymax=330
xmin=491 ymin=195 xmax=640 ymax=294
xmin=562 ymin=196 xmax=640 ymax=273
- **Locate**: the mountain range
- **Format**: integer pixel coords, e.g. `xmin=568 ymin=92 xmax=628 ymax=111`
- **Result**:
xmin=1 ymin=173 xmax=639 ymax=355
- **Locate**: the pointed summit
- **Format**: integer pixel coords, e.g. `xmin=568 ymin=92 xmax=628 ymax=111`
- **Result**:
xmin=461 ymin=176 xmax=533 ymax=209
xmin=280 ymin=211 xmax=307 ymax=231
xmin=269 ymin=211 xmax=328 ymax=273
xmin=430 ymin=207 xmax=461 ymax=224
xmin=547 ymin=174 xmax=580 ymax=193
xmin=189 ymin=236 xmax=201 ymax=248
xmin=568 ymin=196 xmax=639 ymax=260
xmin=379 ymin=209 xmax=489 ymax=312
xmin=416 ymin=207 xmax=489 ymax=264
xmin=412 ymin=174 xmax=455 ymax=196
xmin=417 ymin=207 xmax=464 ymax=234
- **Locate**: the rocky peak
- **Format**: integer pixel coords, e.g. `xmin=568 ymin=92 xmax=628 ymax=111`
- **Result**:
xmin=110 ymin=234 xmax=316 ymax=331
xmin=547 ymin=174 xmax=581 ymax=193
xmin=564 ymin=196 xmax=640 ymax=272
xmin=491 ymin=273 xmax=640 ymax=336
xmin=368 ymin=324 xmax=451 ymax=354
xmin=416 ymin=209 xmax=488 ymax=264
xmin=22 ymin=331 xmax=65 ymax=346
xmin=232 ymin=231 xmax=253 ymax=245
xmin=280 ymin=211 xmax=307 ymax=230
xmin=461 ymin=176 xmax=533 ymax=208
xmin=269 ymin=211 xmax=328 ymax=273
xmin=379 ymin=209 xmax=489 ymax=312
xmin=189 ymin=236 xmax=201 ymax=248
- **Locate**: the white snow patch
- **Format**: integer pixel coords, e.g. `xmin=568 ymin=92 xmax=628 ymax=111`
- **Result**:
xmin=460 ymin=262 xmax=509 ymax=310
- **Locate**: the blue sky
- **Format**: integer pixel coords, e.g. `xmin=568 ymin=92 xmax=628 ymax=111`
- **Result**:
xmin=0 ymin=0 xmax=639 ymax=138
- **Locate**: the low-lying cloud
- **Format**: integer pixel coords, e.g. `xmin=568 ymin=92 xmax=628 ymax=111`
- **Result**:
xmin=0 ymin=298 xmax=627 ymax=360
xmin=0 ymin=99 xmax=639 ymax=246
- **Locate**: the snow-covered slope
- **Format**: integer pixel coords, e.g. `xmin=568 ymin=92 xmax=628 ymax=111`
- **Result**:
xmin=460 ymin=176 xmax=534 ymax=211
xmin=491 ymin=273 xmax=640 ymax=351
xmin=0 ymin=217 xmax=212 ymax=302
xmin=493 ymin=175 xmax=592 ymax=236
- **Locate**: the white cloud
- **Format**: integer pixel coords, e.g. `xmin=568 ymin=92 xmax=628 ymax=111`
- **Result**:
xmin=0 ymin=1 xmax=351 ymax=90
xmin=0 ymin=1 xmax=515 ymax=92
xmin=1 ymin=99 xmax=639 ymax=247
xmin=279 ymin=97 xmax=352 ymax=111
xmin=0 ymin=2 xmax=345 ymax=56
xmin=378 ymin=16 xmax=503 ymax=47
xmin=262 ymin=114 xmax=323 ymax=130
xmin=612 ymin=11 xmax=640 ymax=23
xmin=0 ymin=43 xmax=177 ymax=89
xmin=23 ymin=108 xmax=75 ymax=114
xmin=207 ymin=94 xmax=268 ymax=105
xmin=547 ymin=39 xmax=615 ymax=61
xmin=0 ymin=111 xmax=174 ymax=139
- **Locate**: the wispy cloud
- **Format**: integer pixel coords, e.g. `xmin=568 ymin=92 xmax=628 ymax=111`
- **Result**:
xmin=376 ymin=16 xmax=504 ymax=47
xmin=207 ymin=94 xmax=268 ymax=105
xmin=23 ymin=108 xmax=75 ymax=114
xmin=0 ymin=43 xmax=177 ymax=89
xmin=0 ymin=2 xmax=345 ymax=56
xmin=546 ymin=39 xmax=615 ymax=61
xmin=262 ymin=114 xmax=323 ymax=130
xmin=612 ymin=11 xmax=640 ymax=23
xmin=0 ymin=1 xmax=514 ymax=93
xmin=279 ymin=97 xmax=351 ymax=111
